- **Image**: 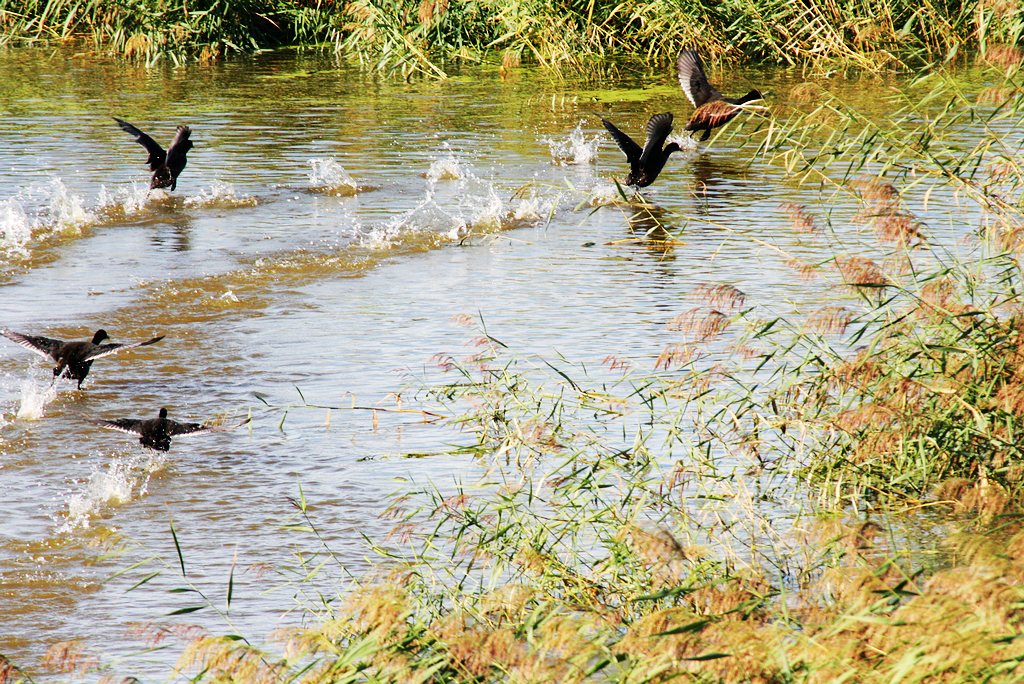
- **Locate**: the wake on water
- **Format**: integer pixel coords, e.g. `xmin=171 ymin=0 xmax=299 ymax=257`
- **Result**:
xmin=547 ymin=121 xmax=602 ymax=166
xmin=0 ymin=178 xmax=258 ymax=260
xmin=58 ymin=449 xmax=168 ymax=533
xmin=15 ymin=378 xmax=59 ymax=421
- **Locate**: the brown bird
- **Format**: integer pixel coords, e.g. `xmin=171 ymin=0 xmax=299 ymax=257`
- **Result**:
xmin=600 ymin=112 xmax=681 ymax=188
xmin=1 ymin=328 xmax=164 ymax=389
xmin=93 ymin=407 xmax=251 ymax=451
xmin=677 ymin=50 xmax=762 ymax=142
xmin=114 ymin=118 xmax=194 ymax=191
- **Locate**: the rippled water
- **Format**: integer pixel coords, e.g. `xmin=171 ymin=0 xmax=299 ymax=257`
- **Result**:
xmin=0 ymin=47 xmax=1014 ymax=676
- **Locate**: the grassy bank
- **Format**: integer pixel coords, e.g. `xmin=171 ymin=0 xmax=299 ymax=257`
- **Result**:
xmin=0 ymin=0 xmax=1021 ymax=74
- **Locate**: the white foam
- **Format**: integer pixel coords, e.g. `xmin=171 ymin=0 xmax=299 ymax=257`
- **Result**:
xmin=588 ymin=182 xmax=626 ymax=206
xmin=547 ymin=122 xmax=602 ymax=166
xmin=425 ymin=154 xmax=464 ymax=182
xmin=58 ymin=451 xmax=165 ymax=532
xmin=44 ymin=178 xmax=95 ymax=233
xmin=308 ymin=158 xmax=360 ymax=194
xmin=671 ymin=136 xmax=700 ymax=152
xmin=0 ymin=179 xmax=97 ymax=256
xmin=96 ymin=182 xmax=154 ymax=219
xmin=511 ymin=195 xmax=548 ymax=223
xmin=0 ymin=198 xmax=32 ymax=255
xmin=183 ymin=181 xmax=258 ymax=208
xmin=15 ymin=378 xmax=58 ymax=421
xmin=469 ymin=186 xmax=505 ymax=231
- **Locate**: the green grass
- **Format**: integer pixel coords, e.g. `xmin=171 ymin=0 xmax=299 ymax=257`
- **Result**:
xmin=1 ymin=0 xmax=1022 ymax=73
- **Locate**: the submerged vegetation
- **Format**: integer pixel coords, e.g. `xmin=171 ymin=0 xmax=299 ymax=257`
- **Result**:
xmin=1 ymin=0 xmax=1022 ymax=73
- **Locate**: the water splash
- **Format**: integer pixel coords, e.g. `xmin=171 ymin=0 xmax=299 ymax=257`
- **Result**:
xmin=425 ymin=154 xmax=465 ymax=182
xmin=183 ymin=181 xmax=258 ymax=209
xmin=547 ymin=122 xmax=602 ymax=166
xmin=308 ymin=158 xmax=361 ymax=196
xmin=0 ymin=198 xmax=32 ymax=256
xmin=510 ymin=195 xmax=549 ymax=224
xmin=96 ymin=183 xmax=156 ymax=220
xmin=365 ymin=173 xmax=555 ymax=246
xmin=15 ymin=378 xmax=59 ymax=421
xmin=42 ymin=178 xmax=95 ymax=234
xmin=58 ymin=452 xmax=166 ymax=532
xmin=587 ymin=182 xmax=628 ymax=206
xmin=671 ymin=135 xmax=700 ymax=152
xmin=0 ymin=179 xmax=96 ymax=257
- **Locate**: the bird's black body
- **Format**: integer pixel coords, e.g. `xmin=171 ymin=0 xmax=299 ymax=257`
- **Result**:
xmin=94 ymin=407 xmax=250 ymax=451
xmin=114 ymin=118 xmax=193 ymax=191
xmin=600 ymin=113 xmax=681 ymax=187
xmin=1 ymin=328 xmax=164 ymax=389
xmin=677 ymin=50 xmax=762 ymax=142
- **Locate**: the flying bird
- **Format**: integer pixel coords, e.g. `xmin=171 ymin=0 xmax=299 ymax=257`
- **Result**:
xmin=600 ymin=112 xmax=681 ymax=188
xmin=114 ymin=117 xmax=194 ymax=191
xmin=93 ymin=407 xmax=251 ymax=452
xmin=1 ymin=328 xmax=164 ymax=389
xmin=677 ymin=50 xmax=763 ymax=142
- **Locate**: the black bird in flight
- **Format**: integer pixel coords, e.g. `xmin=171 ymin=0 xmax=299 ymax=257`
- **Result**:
xmin=93 ymin=407 xmax=251 ymax=452
xmin=114 ymin=117 xmax=194 ymax=191
xmin=600 ymin=112 xmax=681 ymax=188
xmin=1 ymin=328 xmax=164 ymax=389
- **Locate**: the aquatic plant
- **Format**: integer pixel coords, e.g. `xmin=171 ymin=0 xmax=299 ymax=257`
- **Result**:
xmin=0 ymin=0 xmax=337 ymax=64
xmin=2 ymin=0 xmax=1021 ymax=73
xmin=153 ymin=327 xmax=1024 ymax=681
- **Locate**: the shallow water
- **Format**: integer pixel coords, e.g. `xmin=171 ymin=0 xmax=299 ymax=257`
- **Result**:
xmin=0 ymin=47 xmax=1016 ymax=676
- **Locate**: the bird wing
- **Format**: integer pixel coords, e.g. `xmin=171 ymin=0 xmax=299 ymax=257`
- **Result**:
xmin=114 ymin=117 xmax=167 ymax=171
xmin=677 ymin=50 xmax=722 ymax=108
xmin=165 ymin=125 xmax=192 ymax=170
xmin=93 ymin=418 xmax=146 ymax=436
xmin=84 ymin=335 xmax=165 ymax=361
xmin=170 ymin=415 xmax=251 ymax=438
xmin=1 ymin=329 xmax=63 ymax=360
xmin=639 ymin=113 xmax=674 ymax=167
xmin=600 ymin=116 xmax=643 ymax=164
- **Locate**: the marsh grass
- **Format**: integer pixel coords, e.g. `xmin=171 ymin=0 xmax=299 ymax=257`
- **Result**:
xmin=162 ymin=325 xmax=1024 ymax=681
xmin=0 ymin=0 xmax=336 ymax=64
xmin=2 ymin=0 xmax=1022 ymax=73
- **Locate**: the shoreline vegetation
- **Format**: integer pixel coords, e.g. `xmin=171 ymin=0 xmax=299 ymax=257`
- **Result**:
xmin=0 ymin=0 xmax=1021 ymax=75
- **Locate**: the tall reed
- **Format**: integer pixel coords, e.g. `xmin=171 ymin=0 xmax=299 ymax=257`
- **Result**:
xmin=2 ymin=0 xmax=1021 ymax=73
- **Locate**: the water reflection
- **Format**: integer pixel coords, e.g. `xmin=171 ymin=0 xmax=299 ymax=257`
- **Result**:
xmin=688 ymin=152 xmax=751 ymax=214
xmin=150 ymin=218 xmax=193 ymax=252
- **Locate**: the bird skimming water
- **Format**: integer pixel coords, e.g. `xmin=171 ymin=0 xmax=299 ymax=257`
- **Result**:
xmin=600 ymin=112 xmax=681 ymax=188
xmin=93 ymin=407 xmax=251 ymax=451
xmin=114 ymin=117 xmax=194 ymax=191
xmin=677 ymin=50 xmax=763 ymax=142
xmin=1 ymin=328 xmax=164 ymax=389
